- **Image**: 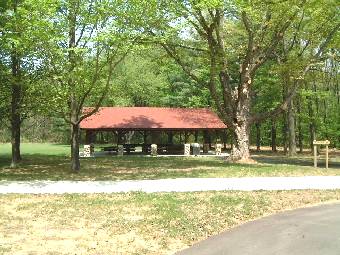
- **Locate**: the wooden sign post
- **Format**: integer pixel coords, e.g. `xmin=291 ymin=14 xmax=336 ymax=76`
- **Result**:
xmin=313 ymin=140 xmax=330 ymax=169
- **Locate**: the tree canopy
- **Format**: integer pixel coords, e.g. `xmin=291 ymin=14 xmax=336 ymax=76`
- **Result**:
xmin=0 ymin=0 xmax=338 ymax=170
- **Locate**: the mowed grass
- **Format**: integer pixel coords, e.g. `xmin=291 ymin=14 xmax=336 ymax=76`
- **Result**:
xmin=1 ymin=144 xmax=340 ymax=254
xmin=0 ymin=143 xmax=70 ymax=156
xmin=0 ymin=143 xmax=339 ymax=181
xmin=1 ymin=190 xmax=340 ymax=255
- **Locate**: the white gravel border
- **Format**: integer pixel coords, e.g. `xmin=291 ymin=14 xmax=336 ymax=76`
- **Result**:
xmin=1 ymin=176 xmax=340 ymax=194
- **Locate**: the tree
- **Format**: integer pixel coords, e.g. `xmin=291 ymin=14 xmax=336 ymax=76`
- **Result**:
xmin=0 ymin=0 xmax=54 ymax=167
xmin=137 ymin=0 xmax=339 ymax=160
xmin=273 ymin=0 xmax=339 ymax=155
xmin=40 ymin=0 xmax=133 ymax=171
xmin=106 ymin=47 xmax=169 ymax=107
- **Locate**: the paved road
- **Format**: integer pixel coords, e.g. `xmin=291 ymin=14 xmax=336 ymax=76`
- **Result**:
xmin=176 ymin=203 xmax=340 ymax=255
xmin=1 ymin=176 xmax=340 ymax=194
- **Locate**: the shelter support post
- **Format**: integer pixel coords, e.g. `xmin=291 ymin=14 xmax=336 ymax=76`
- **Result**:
xmin=203 ymin=130 xmax=209 ymax=153
xmin=143 ymin=131 xmax=147 ymax=144
xmin=184 ymin=132 xmax=189 ymax=143
xmin=142 ymin=131 xmax=148 ymax=154
xmin=151 ymin=131 xmax=161 ymax=144
xmin=117 ymin=145 xmax=124 ymax=156
xmin=117 ymin=131 xmax=123 ymax=144
xmin=215 ymin=143 xmax=222 ymax=155
xmin=151 ymin=144 xmax=157 ymax=156
xmin=184 ymin=143 xmax=190 ymax=156
xmin=85 ymin=130 xmax=94 ymax=144
xmin=222 ymin=129 xmax=227 ymax=150
xmin=168 ymin=131 xmax=173 ymax=144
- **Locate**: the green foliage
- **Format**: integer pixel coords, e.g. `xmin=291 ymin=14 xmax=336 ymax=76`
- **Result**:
xmin=0 ymin=0 xmax=56 ymax=120
xmin=0 ymin=0 xmax=338 ymax=151
xmin=33 ymin=0 xmax=136 ymax=125
xmin=107 ymin=47 xmax=169 ymax=106
xmin=104 ymin=46 xmax=211 ymax=108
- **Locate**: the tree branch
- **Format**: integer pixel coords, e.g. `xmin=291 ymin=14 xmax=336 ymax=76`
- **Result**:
xmin=250 ymin=79 xmax=299 ymax=124
xmin=78 ymin=49 xmax=128 ymax=123
xmin=160 ymin=42 xmax=203 ymax=85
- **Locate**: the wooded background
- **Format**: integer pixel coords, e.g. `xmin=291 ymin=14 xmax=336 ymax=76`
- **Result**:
xmin=0 ymin=0 xmax=339 ymax=170
xmin=1 ymin=46 xmax=338 ymax=147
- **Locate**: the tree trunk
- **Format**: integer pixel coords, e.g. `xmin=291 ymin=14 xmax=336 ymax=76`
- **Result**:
xmin=11 ymin=105 xmax=21 ymax=167
xmin=297 ymin=96 xmax=303 ymax=153
xmin=283 ymin=112 xmax=288 ymax=154
xmin=68 ymin=2 xmax=80 ymax=172
xmin=287 ymin=97 xmax=297 ymax=156
xmin=308 ymin=97 xmax=316 ymax=152
xmin=125 ymin=131 xmax=134 ymax=144
xmin=256 ymin=123 xmax=261 ymax=152
xmin=70 ymin=123 xmax=80 ymax=172
xmin=229 ymin=80 xmax=251 ymax=161
xmin=10 ymin=47 xmax=22 ymax=167
xmin=282 ymin=75 xmax=289 ymax=154
xmin=271 ymin=118 xmax=277 ymax=152
xmin=231 ymin=121 xmax=250 ymax=161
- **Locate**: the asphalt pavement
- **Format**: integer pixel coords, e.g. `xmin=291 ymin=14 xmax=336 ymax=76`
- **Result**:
xmin=176 ymin=203 xmax=340 ymax=255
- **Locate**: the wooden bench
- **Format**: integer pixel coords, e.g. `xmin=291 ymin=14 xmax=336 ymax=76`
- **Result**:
xmin=102 ymin=146 xmax=117 ymax=152
xmin=165 ymin=144 xmax=184 ymax=155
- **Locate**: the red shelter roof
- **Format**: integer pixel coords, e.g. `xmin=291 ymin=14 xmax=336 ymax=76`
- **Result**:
xmin=80 ymin=107 xmax=227 ymax=130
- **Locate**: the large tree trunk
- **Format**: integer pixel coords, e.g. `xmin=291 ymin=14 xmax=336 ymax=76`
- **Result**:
xmin=10 ymin=49 xmax=22 ymax=167
xmin=229 ymin=77 xmax=252 ymax=161
xmin=70 ymin=123 xmax=80 ymax=172
xmin=287 ymin=97 xmax=297 ymax=156
xmin=231 ymin=121 xmax=250 ymax=161
xmin=11 ymin=100 xmax=21 ymax=167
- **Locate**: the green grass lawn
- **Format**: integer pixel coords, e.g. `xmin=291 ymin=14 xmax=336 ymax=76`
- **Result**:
xmin=1 ymin=190 xmax=340 ymax=255
xmin=0 ymin=143 xmax=70 ymax=156
xmin=1 ymin=143 xmax=340 ymax=255
xmin=0 ymin=143 xmax=339 ymax=181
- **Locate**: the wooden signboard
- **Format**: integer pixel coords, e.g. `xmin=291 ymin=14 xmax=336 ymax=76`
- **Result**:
xmin=313 ymin=140 xmax=330 ymax=169
xmin=313 ymin=140 xmax=330 ymax=145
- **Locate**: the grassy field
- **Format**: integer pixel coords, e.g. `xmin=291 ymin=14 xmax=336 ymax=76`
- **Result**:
xmin=1 ymin=143 xmax=340 ymax=254
xmin=0 ymin=143 xmax=339 ymax=181
xmin=0 ymin=190 xmax=340 ymax=255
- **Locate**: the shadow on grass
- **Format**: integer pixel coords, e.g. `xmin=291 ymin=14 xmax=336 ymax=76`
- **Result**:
xmin=252 ymin=152 xmax=340 ymax=169
xmin=0 ymin=154 xmax=270 ymax=181
xmin=1 ymin=152 xmax=339 ymax=181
